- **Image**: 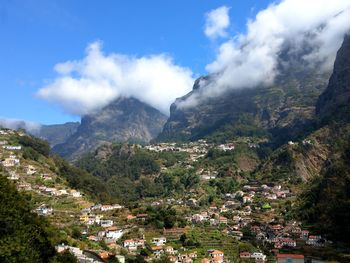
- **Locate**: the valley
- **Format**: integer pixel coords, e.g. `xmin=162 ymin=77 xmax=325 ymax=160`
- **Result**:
xmin=1 ymin=124 xmax=350 ymax=262
xmin=1 ymin=3 xmax=350 ymax=263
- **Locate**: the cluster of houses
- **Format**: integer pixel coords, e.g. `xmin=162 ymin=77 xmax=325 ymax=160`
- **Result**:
xmin=80 ymin=203 xmax=124 ymax=226
xmin=0 ymin=129 xmax=331 ymax=262
xmin=1 ymin=154 xmax=20 ymax=167
xmin=144 ymin=141 xmax=209 ymax=163
xmin=217 ymin=144 xmax=235 ymax=151
xmin=83 ymin=203 xmax=124 ymax=213
xmin=95 ymin=227 xmax=124 ymax=242
xmin=201 ymin=250 xmax=225 ymax=263
xmin=247 ymin=221 xmax=327 ymax=252
xmin=242 ymin=184 xmax=290 ymax=200
xmin=0 ymin=129 xmax=15 ymax=135
xmin=239 ymin=251 xmax=267 ymax=262
xmin=144 ymin=140 xmax=209 ymax=154
xmin=168 ymin=251 xmax=197 ymax=263
xmin=34 ymin=185 xmax=82 ymax=198
xmin=80 ymin=203 xmax=128 ymax=243
xmin=2 ymin=145 xmax=22 ymax=150
xmin=196 ymin=168 xmax=218 ymax=180
xmin=55 ymin=243 xmax=112 ymax=263
xmin=122 ymin=236 xmax=200 ymax=263
xmin=123 ymin=239 xmax=146 ymax=251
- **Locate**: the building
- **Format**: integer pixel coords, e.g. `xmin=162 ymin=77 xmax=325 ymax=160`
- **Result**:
xmin=208 ymin=250 xmax=224 ymax=263
xmin=100 ymin=220 xmax=114 ymax=228
xmin=35 ymin=205 xmax=53 ymax=216
xmin=105 ymin=227 xmax=123 ymax=240
xmin=70 ymin=190 xmax=82 ymax=198
xmin=251 ymin=252 xmax=266 ymax=262
xmin=123 ymin=239 xmax=145 ymax=251
xmin=240 ymin=252 xmax=251 ymax=258
xmin=152 ymin=246 xmax=164 ymax=257
xmin=152 ymin=237 xmax=167 ymax=246
xmin=2 ymin=145 xmax=21 ymax=150
xmin=2 ymin=158 xmax=20 ymax=167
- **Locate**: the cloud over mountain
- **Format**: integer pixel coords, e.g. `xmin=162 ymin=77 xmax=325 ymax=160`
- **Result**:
xmin=0 ymin=118 xmax=41 ymax=134
xmin=194 ymin=0 xmax=350 ymax=102
xmin=37 ymin=41 xmax=194 ymax=116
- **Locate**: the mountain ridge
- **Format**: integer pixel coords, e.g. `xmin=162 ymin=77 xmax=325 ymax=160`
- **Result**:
xmin=53 ymin=97 xmax=167 ymax=160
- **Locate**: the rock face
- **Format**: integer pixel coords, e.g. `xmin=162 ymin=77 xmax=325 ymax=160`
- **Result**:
xmin=53 ymin=97 xmax=167 ymax=160
xmin=36 ymin=122 xmax=80 ymax=147
xmin=316 ymin=34 xmax=350 ymax=122
xmin=158 ymin=68 xmax=330 ymax=143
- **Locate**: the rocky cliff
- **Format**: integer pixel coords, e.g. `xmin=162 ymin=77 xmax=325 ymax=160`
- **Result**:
xmin=316 ymin=34 xmax=350 ymax=122
xmin=53 ymin=97 xmax=167 ymax=160
xmin=158 ymin=68 xmax=330 ymax=143
xmin=36 ymin=122 xmax=80 ymax=147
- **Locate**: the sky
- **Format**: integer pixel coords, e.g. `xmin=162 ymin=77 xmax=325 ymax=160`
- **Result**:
xmin=1 ymin=0 xmax=350 ymax=128
xmin=0 ymin=0 xmax=272 ymax=125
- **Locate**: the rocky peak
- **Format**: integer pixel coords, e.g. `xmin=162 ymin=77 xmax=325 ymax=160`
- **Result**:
xmin=53 ymin=97 xmax=167 ymax=160
xmin=316 ymin=34 xmax=350 ymax=122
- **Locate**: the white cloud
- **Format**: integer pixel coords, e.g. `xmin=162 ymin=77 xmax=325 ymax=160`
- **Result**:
xmin=37 ymin=41 xmax=194 ymax=116
xmin=204 ymin=6 xmax=230 ymax=39
xmin=186 ymin=0 xmax=350 ymax=105
xmin=0 ymin=118 xmax=41 ymax=134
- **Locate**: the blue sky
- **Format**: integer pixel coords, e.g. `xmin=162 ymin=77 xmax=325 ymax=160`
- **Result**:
xmin=0 ymin=0 xmax=273 ymax=124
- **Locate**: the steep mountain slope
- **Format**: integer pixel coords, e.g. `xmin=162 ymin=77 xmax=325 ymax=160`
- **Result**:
xmin=53 ymin=97 xmax=167 ymax=160
xmin=0 ymin=129 xmax=109 ymax=202
xmin=158 ymin=57 xmax=331 ymax=144
xmin=0 ymin=129 xmax=108 ymax=262
xmin=296 ymin=35 xmax=350 ymax=241
xmin=297 ymin=125 xmax=350 ymax=242
xmin=257 ymin=125 xmax=343 ymax=183
xmin=0 ymin=173 xmax=77 ymax=263
xmin=35 ymin=122 xmax=80 ymax=147
xmin=316 ymin=34 xmax=350 ymax=122
xmin=257 ymin=35 xmax=350 ymax=183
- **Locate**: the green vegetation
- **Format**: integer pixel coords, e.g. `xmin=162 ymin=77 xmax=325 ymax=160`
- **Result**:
xmin=18 ymin=135 xmax=50 ymax=157
xmin=52 ymin=155 xmax=111 ymax=202
xmin=0 ymin=172 xmax=76 ymax=263
xmin=76 ymin=144 xmax=160 ymax=181
xmin=297 ymin=127 xmax=350 ymax=242
xmin=143 ymin=206 xmax=186 ymax=229
xmin=206 ymin=114 xmax=271 ymax=144
xmin=76 ymin=144 xmax=201 ymax=203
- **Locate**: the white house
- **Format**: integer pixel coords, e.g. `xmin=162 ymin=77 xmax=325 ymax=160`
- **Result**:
xmin=105 ymin=227 xmax=123 ymax=240
xmin=70 ymin=190 xmax=82 ymax=198
xmin=2 ymin=145 xmax=21 ymax=150
xmin=123 ymin=239 xmax=145 ymax=251
xmin=152 ymin=237 xmax=167 ymax=246
xmin=100 ymin=219 xmax=114 ymax=228
xmin=251 ymin=252 xmax=266 ymax=261
xmin=36 ymin=205 xmax=53 ymax=216
xmin=2 ymin=158 xmax=20 ymax=167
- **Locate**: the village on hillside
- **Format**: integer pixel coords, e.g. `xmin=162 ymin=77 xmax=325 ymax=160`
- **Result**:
xmin=0 ymin=128 xmax=333 ymax=263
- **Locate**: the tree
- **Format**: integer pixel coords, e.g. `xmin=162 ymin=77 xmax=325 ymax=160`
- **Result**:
xmin=0 ymin=175 xmax=65 ymax=263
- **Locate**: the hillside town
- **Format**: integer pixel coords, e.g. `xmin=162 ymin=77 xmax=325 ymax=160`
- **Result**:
xmin=0 ymin=128 xmax=334 ymax=263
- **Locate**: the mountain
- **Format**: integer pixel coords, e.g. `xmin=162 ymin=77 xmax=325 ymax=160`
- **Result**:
xmin=316 ymin=34 xmax=350 ymax=122
xmin=53 ymin=97 xmax=167 ymax=160
xmin=0 ymin=128 xmax=106 ymax=262
xmin=158 ymin=53 xmax=331 ymax=144
xmin=257 ymin=35 xmax=350 ymax=182
xmin=35 ymin=122 xmax=80 ymax=147
xmin=296 ymin=35 xmax=350 ymax=242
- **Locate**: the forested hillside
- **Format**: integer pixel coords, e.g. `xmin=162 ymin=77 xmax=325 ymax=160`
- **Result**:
xmin=0 ymin=170 xmax=76 ymax=263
